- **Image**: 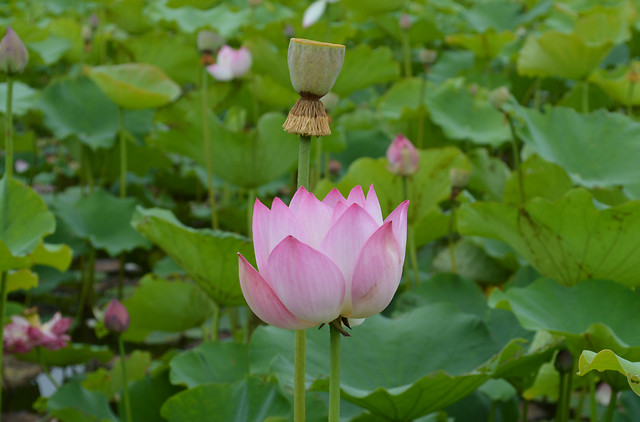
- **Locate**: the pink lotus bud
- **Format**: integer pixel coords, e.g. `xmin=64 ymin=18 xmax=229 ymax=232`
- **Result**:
xmin=89 ymin=14 xmax=99 ymax=29
xmin=207 ymin=45 xmax=252 ymax=81
xmin=239 ymin=185 xmax=409 ymax=329
xmin=399 ymin=14 xmax=412 ymax=30
xmin=104 ymin=299 xmax=130 ymax=334
xmin=15 ymin=159 xmax=29 ymax=173
xmin=386 ymin=134 xmax=419 ymax=176
xmin=0 ymin=27 xmax=29 ymax=74
xmin=328 ymin=158 xmax=342 ymax=176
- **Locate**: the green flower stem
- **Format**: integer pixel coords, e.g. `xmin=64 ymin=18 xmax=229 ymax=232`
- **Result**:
xmin=417 ymin=71 xmax=426 ymax=149
xmin=314 ymin=138 xmax=322 ymax=188
xmin=118 ymin=252 xmax=125 ymax=300
xmin=247 ymin=188 xmax=256 ymax=237
xmin=589 ymin=373 xmax=597 ymax=422
xmin=30 ymin=135 xmax=36 ymax=186
xmin=36 ymin=347 xmax=59 ymax=388
xmin=294 ymin=329 xmax=306 ymax=422
xmin=76 ymin=243 xmax=96 ymax=324
xmin=0 ymin=271 xmax=8 ymax=416
xmin=401 ymin=30 xmax=412 ymax=78
xmin=522 ymin=399 xmax=529 ymax=422
xmin=329 ymin=323 xmax=341 ymax=422
xmin=210 ymin=303 xmax=220 ymax=342
xmin=564 ymin=367 xmax=574 ymax=422
xmin=505 ymin=111 xmax=525 ymax=206
xmin=603 ymin=388 xmax=617 ymax=422
xmin=118 ymin=107 xmax=127 ymax=198
xmin=627 ymin=81 xmax=636 ymax=118
xmin=202 ymin=67 xmax=219 ymax=230
xmin=5 ymin=74 xmax=13 ymax=180
xmin=448 ymin=202 xmax=457 ymax=274
xmin=573 ymin=387 xmax=586 ymax=422
xmin=293 ymin=134 xmax=312 ymax=422
xmin=488 ymin=401 xmax=497 ymax=422
xmin=118 ymin=336 xmax=133 ymax=422
xmin=556 ymin=372 xmax=565 ymax=422
xmin=400 ymin=177 xmax=420 ymax=286
xmin=582 ymin=81 xmax=589 ymax=114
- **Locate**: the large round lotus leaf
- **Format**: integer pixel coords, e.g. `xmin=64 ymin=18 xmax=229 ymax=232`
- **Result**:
xmin=46 ymin=381 xmax=118 ymax=422
xmin=150 ymin=111 xmax=298 ymax=189
xmin=19 ymin=343 xmax=113 ymax=366
xmin=122 ymin=275 xmax=215 ymax=342
xmin=572 ymin=6 xmax=633 ymax=46
xmin=331 ymin=45 xmax=400 ymax=97
xmin=517 ymin=30 xmax=612 ymax=80
xmin=462 ymin=1 xmax=525 ymax=32
xmin=51 ymin=189 xmax=150 ymax=256
xmin=145 ymin=1 xmax=250 ymax=36
xmin=378 ymin=77 xmax=428 ymax=120
xmin=131 ymin=207 xmax=254 ymax=306
xmin=512 ymin=105 xmax=640 ymax=187
xmin=578 ymin=350 xmax=640 ymax=396
xmin=458 ymin=189 xmax=640 ymax=286
xmin=502 ymin=154 xmax=573 ymax=205
xmin=250 ymin=304 xmax=499 ymax=421
xmin=83 ymin=350 xmax=151 ymax=400
xmin=315 ymin=147 xmax=470 ymax=225
xmin=589 ymin=63 xmax=640 ymax=106
xmin=87 ymin=63 xmax=181 ymax=110
xmin=490 ymin=278 xmax=640 ymax=361
xmin=0 ymin=82 xmax=39 ymax=116
xmin=424 ymin=79 xmax=511 ymax=146
xmin=160 ymin=377 xmax=290 ymax=422
xmin=169 ymin=342 xmax=249 ymax=388
xmin=0 ymin=178 xmax=55 ymax=272
xmin=446 ymin=31 xmax=516 ymax=59
xmin=3 ymin=241 xmax=72 ymax=290
xmin=39 ymin=76 xmax=155 ymax=150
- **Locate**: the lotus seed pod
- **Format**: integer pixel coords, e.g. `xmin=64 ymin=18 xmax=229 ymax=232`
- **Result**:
xmin=287 ymin=38 xmax=345 ymax=98
xmin=418 ymin=48 xmax=438 ymax=65
xmin=81 ymin=25 xmax=93 ymax=43
xmin=488 ymin=86 xmax=510 ymax=109
xmin=197 ymin=30 xmax=223 ymax=54
xmin=283 ymin=38 xmax=345 ymax=137
xmin=449 ymin=168 xmax=471 ymax=189
xmin=554 ymin=349 xmax=574 ymax=374
xmin=0 ymin=27 xmax=28 ymax=74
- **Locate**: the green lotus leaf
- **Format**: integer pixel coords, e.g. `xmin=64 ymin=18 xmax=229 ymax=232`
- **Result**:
xmin=490 ymin=279 xmax=640 ymax=361
xmin=315 ymin=147 xmax=470 ymax=228
xmin=26 ymin=35 xmax=73 ymax=65
xmin=52 ymin=189 xmax=150 ymax=256
xmin=341 ymin=0 xmax=406 ymax=14
xmin=39 ymin=76 xmax=155 ymax=150
xmin=467 ymin=148 xmax=510 ymax=201
xmin=502 ymin=154 xmax=573 ymax=205
xmin=446 ymin=31 xmax=516 ymax=59
xmin=169 ymin=342 xmax=249 ymax=388
xmin=0 ymin=178 xmax=55 ymax=272
xmin=45 ymin=381 xmax=118 ymax=422
xmin=458 ymin=189 xmax=640 ymax=286
xmin=122 ymin=274 xmax=216 ymax=342
xmin=7 ymin=269 xmax=37 ymax=293
xmin=19 ymin=343 xmax=113 ymax=366
xmin=145 ymin=0 xmax=251 ymax=37
xmin=513 ymin=105 xmax=640 ymax=187
xmin=132 ymin=207 xmax=254 ymax=306
xmin=589 ymin=63 xmax=640 ymax=106
xmin=160 ymin=377 xmax=290 ymax=422
xmin=572 ymin=6 xmax=633 ymax=46
xmin=250 ymin=304 xmax=499 ymax=421
xmin=332 ymin=45 xmax=400 ymax=97
xmin=578 ymin=350 xmax=640 ymax=396
xmin=517 ymin=30 xmax=612 ymax=80
xmin=424 ymin=79 xmax=511 ymax=146
xmin=88 ymin=63 xmax=181 ymax=110
xmin=0 ymin=82 xmax=39 ymax=116
xmin=378 ymin=77 xmax=428 ymax=120
xmin=151 ymin=110 xmax=298 ymax=189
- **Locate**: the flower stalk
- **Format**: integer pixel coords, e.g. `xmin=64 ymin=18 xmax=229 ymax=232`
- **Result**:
xmin=328 ymin=321 xmax=341 ymax=422
xmin=4 ymin=74 xmax=13 ymax=180
xmin=0 ymin=271 xmax=7 ymax=414
xmin=202 ymin=66 xmax=219 ymax=230
xmin=118 ymin=336 xmax=133 ymax=422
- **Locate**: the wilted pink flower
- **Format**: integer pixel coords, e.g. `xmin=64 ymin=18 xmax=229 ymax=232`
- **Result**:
xmin=3 ymin=312 xmax=72 ymax=354
xmin=386 ymin=134 xmax=419 ymax=176
xmin=104 ymin=299 xmax=130 ymax=334
xmin=238 ymin=185 xmax=408 ymax=329
xmin=0 ymin=26 xmax=29 ymax=74
xmin=207 ymin=45 xmax=252 ymax=81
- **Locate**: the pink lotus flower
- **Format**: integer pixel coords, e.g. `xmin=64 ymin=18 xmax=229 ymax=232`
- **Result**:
xmin=3 ymin=312 xmax=72 ymax=354
xmin=386 ymin=134 xmax=419 ymax=176
xmin=238 ymin=185 xmax=408 ymax=329
xmin=0 ymin=26 xmax=29 ymax=74
xmin=104 ymin=299 xmax=130 ymax=334
xmin=207 ymin=45 xmax=252 ymax=81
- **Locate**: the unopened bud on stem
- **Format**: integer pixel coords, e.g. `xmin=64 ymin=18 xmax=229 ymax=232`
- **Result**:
xmin=0 ymin=27 xmax=29 ymax=74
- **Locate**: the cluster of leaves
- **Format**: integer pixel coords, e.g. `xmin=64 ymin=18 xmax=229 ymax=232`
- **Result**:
xmin=4 ymin=0 xmax=640 ymax=421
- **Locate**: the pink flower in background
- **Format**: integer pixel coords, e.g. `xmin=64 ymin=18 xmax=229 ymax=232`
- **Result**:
xmin=15 ymin=159 xmax=29 ymax=173
xmin=386 ymin=134 xmax=419 ymax=176
xmin=238 ymin=185 xmax=408 ymax=330
xmin=207 ymin=45 xmax=252 ymax=81
xmin=3 ymin=311 xmax=72 ymax=354
xmin=104 ymin=299 xmax=130 ymax=334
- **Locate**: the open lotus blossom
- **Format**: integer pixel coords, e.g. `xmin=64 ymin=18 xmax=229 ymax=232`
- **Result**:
xmin=386 ymin=134 xmax=419 ymax=176
xmin=238 ymin=185 xmax=408 ymax=330
xmin=207 ymin=45 xmax=252 ymax=81
xmin=3 ymin=311 xmax=72 ymax=354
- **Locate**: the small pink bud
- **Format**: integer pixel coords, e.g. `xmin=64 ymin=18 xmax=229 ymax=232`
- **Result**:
xmin=399 ymin=14 xmax=412 ymax=31
xmin=328 ymin=159 xmax=342 ymax=176
xmin=386 ymin=134 xmax=419 ymax=176
xmin=104 ymin=299 xmax=130 ymax=334
xmin=0 ymin=27 xmax=29 ymax=74
xmin=89 ymin=14 xmax=99 ymax=29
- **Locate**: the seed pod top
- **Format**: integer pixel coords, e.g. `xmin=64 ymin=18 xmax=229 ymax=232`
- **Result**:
xmin=288 ymin=38 xmax=345 ymax=98
xmin=0 ymin=27 xmax=29 ymax=74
